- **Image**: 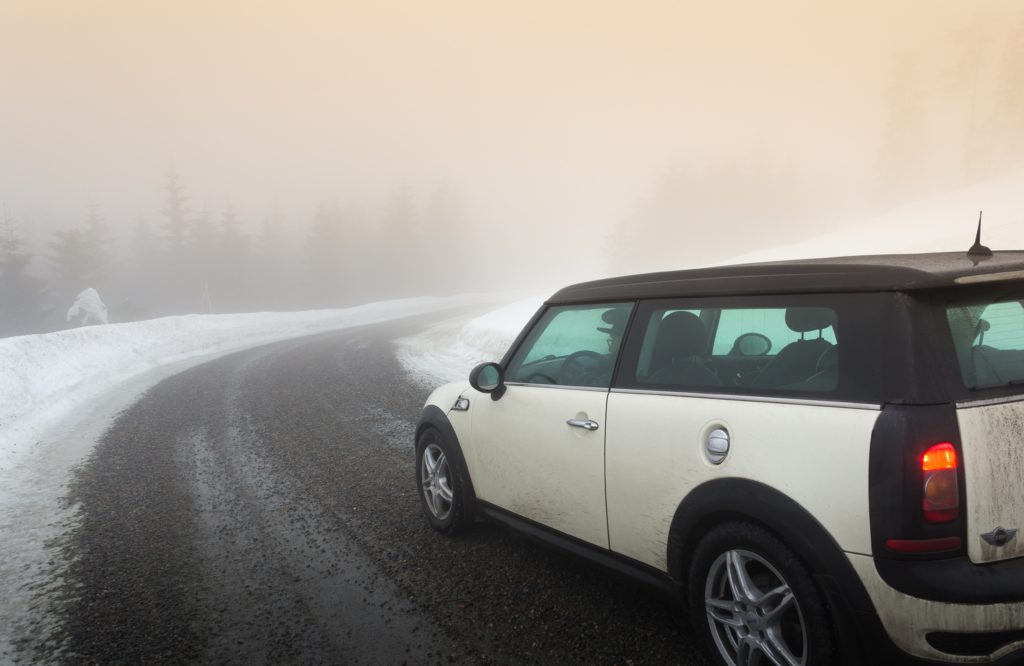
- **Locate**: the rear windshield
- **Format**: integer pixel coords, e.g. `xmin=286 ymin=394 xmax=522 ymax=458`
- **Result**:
xmin=946 ymin=297 xmax=1024 ymax=390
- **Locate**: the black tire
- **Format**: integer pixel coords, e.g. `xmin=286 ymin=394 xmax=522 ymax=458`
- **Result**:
xmin=415 ymin=426 xmax=473 ymax=535
xmin=687 ymin=521 xmax=837 ymax=666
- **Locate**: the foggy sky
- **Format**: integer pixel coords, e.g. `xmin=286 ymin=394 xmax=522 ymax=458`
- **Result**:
xmin=0 ymin=0 xmax=1019 ymax=281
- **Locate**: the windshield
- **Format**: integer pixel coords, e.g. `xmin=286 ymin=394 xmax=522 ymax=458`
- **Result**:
xmin=946 ymin=296 xmax=1024 ymax=390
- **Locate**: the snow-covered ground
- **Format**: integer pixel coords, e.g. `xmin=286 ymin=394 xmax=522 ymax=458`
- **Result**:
xmin=0 ymin=294 xmax=508 ymax=660
xmin=396 ymin=296 xmax=545 ymax=387
xmin=0 ymin=296 xmax=492 ymax=473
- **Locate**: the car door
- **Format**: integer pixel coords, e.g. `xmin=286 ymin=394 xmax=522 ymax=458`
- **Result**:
xmin=604 ymin=298 xmax=880 ymax=572
xmin=468 ymin=302 xmax=634 ymax=548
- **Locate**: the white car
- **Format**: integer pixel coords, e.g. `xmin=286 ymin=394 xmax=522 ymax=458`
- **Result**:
xmin=415 ymin=249 xmax=1024 ymax=665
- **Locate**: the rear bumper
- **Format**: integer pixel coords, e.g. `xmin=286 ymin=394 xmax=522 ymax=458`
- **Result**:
xmin=847 ymin=553 xmax=1024 ymax=663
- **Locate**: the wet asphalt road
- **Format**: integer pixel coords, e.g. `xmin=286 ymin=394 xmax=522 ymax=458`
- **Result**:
xmin=34 ymin=314 xmax=709 ymax=665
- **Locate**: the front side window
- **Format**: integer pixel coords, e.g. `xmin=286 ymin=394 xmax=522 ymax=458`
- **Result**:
xmin=946 ymin=297 xmax=1024 ymax=390
xmin=505 ymin=302 xmax=635 ymax=388
xmin=626 ymin=302 xmax=839 ymax=393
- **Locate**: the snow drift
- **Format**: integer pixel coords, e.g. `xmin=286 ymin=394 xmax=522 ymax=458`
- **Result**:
xmin=0 ymin=296 xmax=487 ymax=471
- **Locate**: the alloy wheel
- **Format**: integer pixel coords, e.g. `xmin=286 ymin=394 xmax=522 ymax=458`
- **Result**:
xmin=704 ymin=548 xmax=807 ymax=666
xmin=421 ymin=443 xmax=453 ymax=521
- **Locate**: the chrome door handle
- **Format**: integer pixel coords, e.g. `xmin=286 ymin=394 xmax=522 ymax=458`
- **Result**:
xmin=567 ymin=419 xmax=599 ymax=431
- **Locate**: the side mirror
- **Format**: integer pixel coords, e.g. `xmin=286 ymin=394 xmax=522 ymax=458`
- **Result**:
xmin=469 ymin=362 xmax=506 ymax=400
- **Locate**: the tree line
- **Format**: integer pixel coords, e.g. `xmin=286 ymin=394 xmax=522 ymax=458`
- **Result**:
xmin=0 ymin=170 xmax=486 ymax=338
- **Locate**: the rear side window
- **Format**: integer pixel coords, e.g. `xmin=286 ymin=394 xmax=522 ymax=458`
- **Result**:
xmin=946 ymin=298 xmax=1024 ymax=390
xmin=621 ymin=300 xmax=843 ymax=396
xmin=712 ymin=308 xmax=836 ymax=356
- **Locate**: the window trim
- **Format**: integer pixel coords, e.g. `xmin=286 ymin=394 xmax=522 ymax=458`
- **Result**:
xmin=611 ymin=387 xmax=880 ymax=410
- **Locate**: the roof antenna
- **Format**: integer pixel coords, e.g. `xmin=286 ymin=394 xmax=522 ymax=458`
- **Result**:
xmin=967 ymin=211 xmax=992 ymax=259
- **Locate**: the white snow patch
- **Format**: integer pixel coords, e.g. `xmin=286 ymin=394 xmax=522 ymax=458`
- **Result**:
xmin=397 ymin=294 xmax=545 ymax=387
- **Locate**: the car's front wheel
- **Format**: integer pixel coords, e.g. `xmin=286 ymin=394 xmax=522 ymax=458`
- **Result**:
xmin=415 ymin=427 xmax=472 ymax=535
xmin=688 ymin=522 xmax=836 ymax=666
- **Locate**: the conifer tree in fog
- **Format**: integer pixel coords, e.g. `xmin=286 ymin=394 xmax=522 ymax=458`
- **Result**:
xmin=378 ymin=185 xmax=419 ymax=298
xmin=81 ymin=203 xmax=115 ymax=298
xmin=153 ymin=168 xmax=200 ymax=312
xmin=120 ymin=217 xmax=160 ymax=320
xmin=189 ymin=206 xmax=219 ymax=312
xmin=256 ymin=205 xmax=294 ymax=310
xmin=161 ymin=168 xmax=190 ymax=254
xmin=216 ymin=202 xmax=251 ymax=311
xmin=46 ymin=205 xmax=116 ymax=313
xmin=306 ymin=202 xmax=346 ymax=306
xmin=420 ymin=184 xmax=471 ymax=291
xmin=0 ymin=211 xmax=48 ymax=337
xmin=47 ymin=227 xmax=102 ymax=316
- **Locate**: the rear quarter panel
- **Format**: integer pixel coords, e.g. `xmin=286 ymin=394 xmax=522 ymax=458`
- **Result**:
xmin=605 ymin=393 xmax=880 ymax=571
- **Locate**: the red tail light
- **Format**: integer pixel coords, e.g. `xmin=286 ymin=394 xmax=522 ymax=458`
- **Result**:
xmin=921 ymin=442 xmax=959 ymax=523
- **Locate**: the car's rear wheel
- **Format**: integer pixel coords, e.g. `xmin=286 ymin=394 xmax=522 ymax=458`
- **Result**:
xmin=416 ymin=427 xmax=472 ymax=535
xmin=688 ymin=522 xmax=836 ymax=666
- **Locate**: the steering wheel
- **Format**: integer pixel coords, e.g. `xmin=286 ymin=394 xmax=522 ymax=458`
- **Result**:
xmin=558 ymin=350 xmax=604 ymax=386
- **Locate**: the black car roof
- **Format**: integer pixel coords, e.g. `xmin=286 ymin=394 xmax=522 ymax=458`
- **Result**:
xmin=548 ymin=251 xmax=1024 ymax=303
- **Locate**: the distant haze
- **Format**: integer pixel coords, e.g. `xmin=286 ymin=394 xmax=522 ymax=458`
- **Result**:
xmin=1 ymin=0 xmax=1023 ymax=330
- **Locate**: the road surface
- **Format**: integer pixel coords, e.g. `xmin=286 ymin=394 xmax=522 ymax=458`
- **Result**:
xmin=25 ymin=314 xmax=706 ymax=664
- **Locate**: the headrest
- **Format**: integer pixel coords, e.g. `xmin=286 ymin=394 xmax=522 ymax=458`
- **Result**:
xmin=660 ymin=311 xmax=707 ymax=357
xmin=598 ymin=308 xmax=629 ymax=335
xmin=785 ymin=307 xmax=836 ymax=333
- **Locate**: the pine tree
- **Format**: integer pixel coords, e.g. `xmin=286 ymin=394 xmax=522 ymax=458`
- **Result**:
xmin=255 ymin=206 xmax=293 ymax=310
xmin=420 ymin=184 xmax=470 ymax=291
xmin=81 ymin=203 xmax=114 ymax=297
xmin=378 ymin=185 xmax=419 ymax=298
xmin=217 ymin=203 xmax=251 ymax=311
xmin=190 ymin=206 xmax=218 ymax=313
xmin=47 ymin=227 xmax=100 ymax=313
xmin=220 ymin=203 xmax=249 ymax=261
xmin=161 ymin=168 xmax=190 ymax=254
xmin=0 ymin=210 xmax=49 ymax=336
xmin=307 ymin=202 xmax=345 ymax=306
xmin=120 ymin=217 xmax=160 ymax=321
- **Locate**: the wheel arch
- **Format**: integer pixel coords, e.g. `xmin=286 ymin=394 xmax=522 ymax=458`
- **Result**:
xmin=416 ymin=405 xmax=478 ymax=507
xmin=667 ymin=478 xmax=881 ymax=665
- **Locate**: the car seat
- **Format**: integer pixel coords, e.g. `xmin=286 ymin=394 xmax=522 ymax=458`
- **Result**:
xmin=647 ymin=311 xmax=720 ymax=387
xmin=750 ymin=307 xmax=835 ymax=389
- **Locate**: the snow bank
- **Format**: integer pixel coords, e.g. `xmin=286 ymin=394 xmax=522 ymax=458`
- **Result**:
xmin=0 ymin=295 xmax=484 ymax=471
xmin=397 ymin=295 xmax=546 ymax=387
